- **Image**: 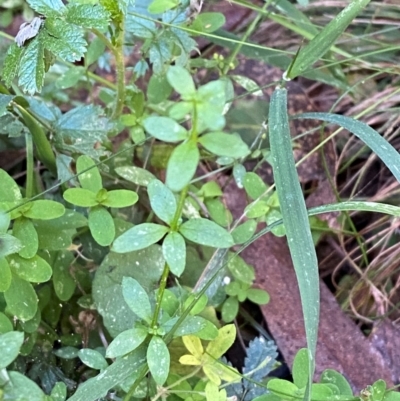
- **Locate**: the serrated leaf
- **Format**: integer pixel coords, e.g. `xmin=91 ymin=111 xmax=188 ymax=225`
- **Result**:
xmin=63 ymin=188 xmax=98 ymax=207
xmin=89 ymin=206 xmax=115 ymax=246
xmin=144 ymin=116 xmax=188 ymax=142
xmin=28 ymin=0 xmax=66 ymax=15
xmin=44 ymin=18 xmax=86 ymax=62
xmin=22 ymin=199 xmax=65 ymax=220
xmin=54 ymin=105 xmax=114 ymax=158
xmin=147 ymin=336 xmax=170 ymax=385
xmin=8 ymin=254 xmax=52 ymax=283
xmin=126 ymin=12 xmax=157 ymax=39
xmin=122 ymin=277 xmax=152 ymax=323
xmin=1 ymin=45 xmax=24 ymax=88
xmin=4 ymin=273 xmax=38 ymax=321
xmin=0 ymin=331 xmax=24 ymax=369
xmin=66 ymin=3 xmax=110 ymax=31
xmin=112 ymin=223 xmax=169 ymax=253
xmin=78 ymin=348 xmax=108 ymax=370
xmin=166 ymin=140 xmax=200 ymax=192
xmin=102 ymin=190 xmax=138 ymax=208
xmin=76 ymin=155 xmax=102 ymax=193
xmin=180 ymin=218 xmax=234 ymax=248
xmin=199 ymin=132 xmax=250 ymax=158
xmin=162 ymin=231 xmax=186 ymax=276
xmin=17 ymin=36 xmax=45 ymax=95
xmin=106 ymin=326 xmax=148 ymax=358
xmin=149 ymin=36 xmax=172 ymax=74
xmin=13 ymin=217 xmax=38 ymax=258
xmin=148 ymin=179 xmax=177 ymax=225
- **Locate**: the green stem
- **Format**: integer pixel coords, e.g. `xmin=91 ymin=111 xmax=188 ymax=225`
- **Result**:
xmin=151 ymin=263 xmax=170 ymax=329
xmin=170 ymin=185 xmax=189 ymax=231
xmin=15 ymin=104 xmax=56 ymax=174
xmin=25 ymin=133 xmax=34 ymax=199
xmin=222 ymin=1 xmax=269 ymax=75
xmin=111 ymin=16 xmax=126 ymax=120
xmin=123 ymin=364 xmax=149 ymax=401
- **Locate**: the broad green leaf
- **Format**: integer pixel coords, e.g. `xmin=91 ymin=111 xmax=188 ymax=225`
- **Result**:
xmin=22 ymin=200 xmax=65 ymax=220
xmin=247 ymin=288 xmax=270 ymax=305
xmin=89 ymin=206 xmax=115 ymax=246
xmin=198 ymin=132 xmax=250 ymax=159
xmin=56 ymin=66 xmax=85 ymax=89
xmin=122 ymin=277 xmax=152 ymax=323
xmin=206 ymin=324 xmax=236 ymax=358
xmin=78 ymin=348 xmax=108 ymax=370
xmin=267 ymin=379 xmax=298 ymax=399
xmin=269 ymin=87 xmax=318 ymax=397
xmin=0 ymin=312 xmax=13 ymax=334
xmin=112 ymin=223 xmax=168 ymax=253
xmin=4 ymin=273 xmax=38 ymax=320
xmin=52 ymin=251 xmax=76 ymax=301
xmin=106 ymin=326 xmax=148 ymax=358
xmin=167 ymin=65 xmax=195 ymax=97
xmin=20 ymin=308 xmax=40 ymax=333
xmin=18 ymin=36 xmax=45 ymax=95
xmin=166 ymin=140 xmax=200 ymax=192
xmin=63 ymin=348 xmax=147 ymax=401
xmin=148 ymin=179 xmax=177 ymax=225
xmin=101 ymin=190 xmax=138 ymax=208
xmin=147 ymin=336 xmax=170 ymax=385
xmin=297 ymin=113 xmax=400 ymax=184
xmin=116 ymin=165 xmax=156 ymax=187
xmin=232 ymin=220 xmax=257 ymax=244
xmin=44 ymin=18 xmax=86 ymax=63
xmin=1 ymin=45 xmax=24 ymax=88
xmin=243 ymin=172 xmax=268 ymax=200
xmin=63 ymin=188 xmax=98 ymax=207
xmin=76 ymin=155 xmax=102 ymax=193
xmin=2 ymin=371 xmax=46 ymax=401
xmin=287 ymin=0 xmax=371 ymax=78
xmin=0 ymin=331 xmax=24 ymax=369
xmin=28 ymin=0 xmax=66 ymax=15
xmin=0 ymin=233 xmax=23 ymax=258
xmin=147 ymin=74 xmax=172 ymax=104
xmin=190 ymin=12 xmax=225 ymax=34
xmin=0 ymin=168 xmax=22 ymax=202
xmin=8 ymin=254 xmax=52 ymax=283
xmin=65 ymin=3 xmax=110 ymax=31
xmin=0 ymin=210 xmax=10 ymax=233
xmin=292 ymin=348 xmax=310 ymax=389
xmin=180 ymin=218 xmax=234 ymax=248
xmin=0 ymin=258 xmax=12 ymax=291
xmin=320 ymin=370 xmax=353 ymax=396
xmin=162 ymin=232 xmax=186 ymax=276
xmin=221 ymin=297 xmax=239 ymax=322
xmin=13 ymin=217 xmax=38 ymax=258
xmin=50 ymin=382 xmax=67 ymax=401
xmin=144 ymin=116 xmax=188 ymax=142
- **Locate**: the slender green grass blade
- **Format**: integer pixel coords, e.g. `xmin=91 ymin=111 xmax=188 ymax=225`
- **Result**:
xmin=287 ymin=0 xmax=371 ymax=79
xmin=296 ymin=113 xmax=400 ymax=183
xmin=269 ymin=87 xmax=319 ymax=400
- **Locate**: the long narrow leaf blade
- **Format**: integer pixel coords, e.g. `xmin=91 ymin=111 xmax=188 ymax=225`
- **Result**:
xmin=269 ymin=87 xmax=319 ymax=398
xmin=287 ymin=0 xmax=371 ymax=79
xmin=296 ymin=113 xmax=400 ymax=183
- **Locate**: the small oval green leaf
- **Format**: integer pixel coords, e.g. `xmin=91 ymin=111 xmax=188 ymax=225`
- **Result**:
xmin=89 ymin=206 xmax=115 ymax=246
xmin=147 ymin=336 xmax=170 ymax=385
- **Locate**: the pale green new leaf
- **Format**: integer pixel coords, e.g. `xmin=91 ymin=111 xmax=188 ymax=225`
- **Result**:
xmin=76 ymin=155 xmax=102 ymax=193
xmin=22 ymin=200 xmax=65 ymax=220
xmin=102 ymin=190 xmax=138 ymax=208
xmin=179 ymin=218 xmax=234 ymax=248
xmin=112 ymin=223 xmax=169 ymax=253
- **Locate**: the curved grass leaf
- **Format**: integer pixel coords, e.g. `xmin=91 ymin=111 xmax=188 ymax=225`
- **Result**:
xmin=296 ymin=112 xmax=400 ymax=183
xmin=269 ymin=87 xmax=318 ymax=398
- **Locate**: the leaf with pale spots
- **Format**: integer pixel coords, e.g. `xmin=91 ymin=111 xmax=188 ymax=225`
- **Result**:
xmin=78 ymin=348 xmax=108 ymax=370
xmin=8 ymin=254 xmax=52 ymax=283
xmin=148 ymin=179 xmax=177 ymax=225
xmin=162 ymin=231 xmax=186 ymax=276
xmin=112 ymin=223 xmax=169 ymax=253
xmin=0 ymin=330 xmax=24 ymax=369
xmin=147 ymin=336 xmax=170 ymax=385
xmin=106 ymin=326 xmax=148 ymax=358
xmin=122 ymin=277 xmax=152 ymax=324
xmin=144 ymin=116 xmax=188 ymax=143
xmin=76 ymin=155 xmax=102 ymax=193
